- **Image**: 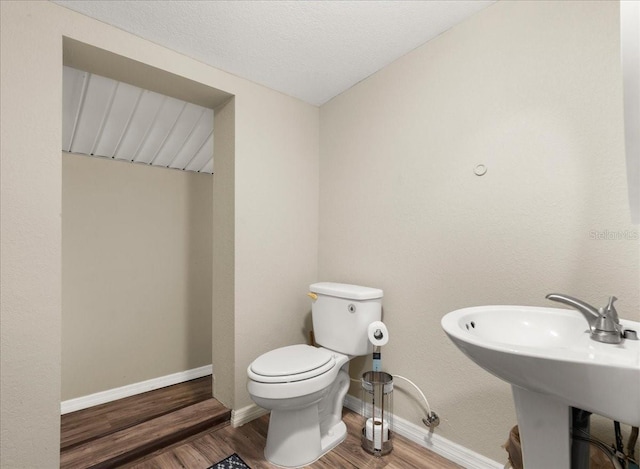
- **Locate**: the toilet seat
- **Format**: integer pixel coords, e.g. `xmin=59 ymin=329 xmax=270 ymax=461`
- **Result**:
xmin=248 ymin=345 xmax=336 ymax=384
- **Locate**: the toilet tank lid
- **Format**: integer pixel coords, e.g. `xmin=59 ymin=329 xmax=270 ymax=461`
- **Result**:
xmin=310 ymin=282 xmax=383 ymax=300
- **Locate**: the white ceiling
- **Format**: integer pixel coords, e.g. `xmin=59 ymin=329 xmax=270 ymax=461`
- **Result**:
xmin=52 ymin=0 xmax=495 ymax=106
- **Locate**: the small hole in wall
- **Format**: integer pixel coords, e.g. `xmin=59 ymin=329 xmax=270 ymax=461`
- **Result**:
xmin=470 ymin=321 xmax=475 ymax=328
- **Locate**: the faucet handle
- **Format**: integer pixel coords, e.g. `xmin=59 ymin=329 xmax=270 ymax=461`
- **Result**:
xmin=605 ymin=296 xmax=620 ymax=325
xmin=594 ymin=297 xmax=622 ymax=343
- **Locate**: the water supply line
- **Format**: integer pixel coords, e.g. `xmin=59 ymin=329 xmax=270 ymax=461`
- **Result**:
xmin=350 ymin=373 xmax=440 ymax=428
xmin=391 ymin=374 xmax=440 ymax=428
xmin=573 ymin=424 xmax=639 ymax=469
xmin=572 ymin=433 xmax=625 ymax=469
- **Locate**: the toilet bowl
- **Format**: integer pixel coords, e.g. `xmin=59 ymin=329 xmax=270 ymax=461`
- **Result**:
xmin=248 ymin=344 xmax=351 ymax=467
xmin=247 ymin=282 xmax=383 ymax=468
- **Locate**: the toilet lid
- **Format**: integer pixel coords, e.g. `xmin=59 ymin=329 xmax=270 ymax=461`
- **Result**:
xmin=249 ymin=345 xmax=335 ymax=383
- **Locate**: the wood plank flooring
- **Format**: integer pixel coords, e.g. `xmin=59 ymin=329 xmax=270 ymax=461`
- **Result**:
xmin=62 ymin=377 xmax=462 ymax=468
xmin=126 ymin=408 xmax=462 ymax=469
xmin=62 ymin=377 xmax=213 ymax=450
xmin=60 ymin=377 xmax=230 ymax=468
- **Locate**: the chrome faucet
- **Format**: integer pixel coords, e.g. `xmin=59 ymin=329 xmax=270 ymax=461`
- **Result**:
xmin=546 ymin=293 xmax=622 ymax=344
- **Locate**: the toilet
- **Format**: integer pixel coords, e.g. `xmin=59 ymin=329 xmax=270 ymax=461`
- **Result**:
xmin=247 ymin=282 xmax=383 ymax=468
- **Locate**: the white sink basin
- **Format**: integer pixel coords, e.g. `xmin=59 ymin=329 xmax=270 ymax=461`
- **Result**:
xmin=441 ymin=305 xmax=640 ymax=426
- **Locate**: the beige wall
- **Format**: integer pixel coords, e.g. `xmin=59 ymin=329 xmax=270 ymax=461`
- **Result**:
xmin=0 ymin=1 xmax=319 ymax=467
xmin=319 ymin=0 xmax=640 ymax=463
xmin=62 ymin=153 xmax=213 ymax=400
xmin=233 ymin=85 xmax=320 ymax=409
xmin=212 ymin=98 xmax=236 ymax=407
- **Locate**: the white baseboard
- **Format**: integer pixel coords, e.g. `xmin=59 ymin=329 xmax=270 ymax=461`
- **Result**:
xmin=60 ymin=365 xmax=213 ymax=415
xmin=231 ymin=403 xmax=269 ymax=428
xmin=343 ymin=394 xmax=504 ymax=469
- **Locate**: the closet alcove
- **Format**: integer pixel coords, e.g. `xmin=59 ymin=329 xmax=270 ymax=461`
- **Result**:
xmin=61 ymin=38 xmax=234 ymax=408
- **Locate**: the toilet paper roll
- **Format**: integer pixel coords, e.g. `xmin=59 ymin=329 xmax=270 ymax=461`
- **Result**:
xmin=367 ymin=321 xmax=389 ymax=346
xmin=365 ymin=418 xmax=389 ymax=450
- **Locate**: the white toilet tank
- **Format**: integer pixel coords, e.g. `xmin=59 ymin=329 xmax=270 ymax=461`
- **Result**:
xmin=310 ymin=282 xmax=383 ymax=356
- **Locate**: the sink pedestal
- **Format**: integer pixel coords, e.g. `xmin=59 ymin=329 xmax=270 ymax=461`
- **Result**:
xmin=512 ymin=386 xmax=571 ymax=469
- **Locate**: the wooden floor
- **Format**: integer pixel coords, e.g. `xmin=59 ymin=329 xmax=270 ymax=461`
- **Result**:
xmin=62 ymin=378 xmax=461 ymax=469
xmin=60 ymin=377 xmax=230 ymax=469
xmin=126 ymin=409 xmax=463 ymax=469
xmin=61 ymin=377 xmax=214 ymax=450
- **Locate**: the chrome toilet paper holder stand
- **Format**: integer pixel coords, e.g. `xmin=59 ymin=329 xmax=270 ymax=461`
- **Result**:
xmin=361 ymin=370 xmax=393 ymax=456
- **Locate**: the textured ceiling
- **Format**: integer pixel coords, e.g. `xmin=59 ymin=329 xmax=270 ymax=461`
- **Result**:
xmin=52 ymin=0 xmax=495 ymax=106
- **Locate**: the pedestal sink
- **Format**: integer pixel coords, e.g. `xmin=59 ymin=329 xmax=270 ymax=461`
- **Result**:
xmin=441 ymin=305 xmax=640 ymax=469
